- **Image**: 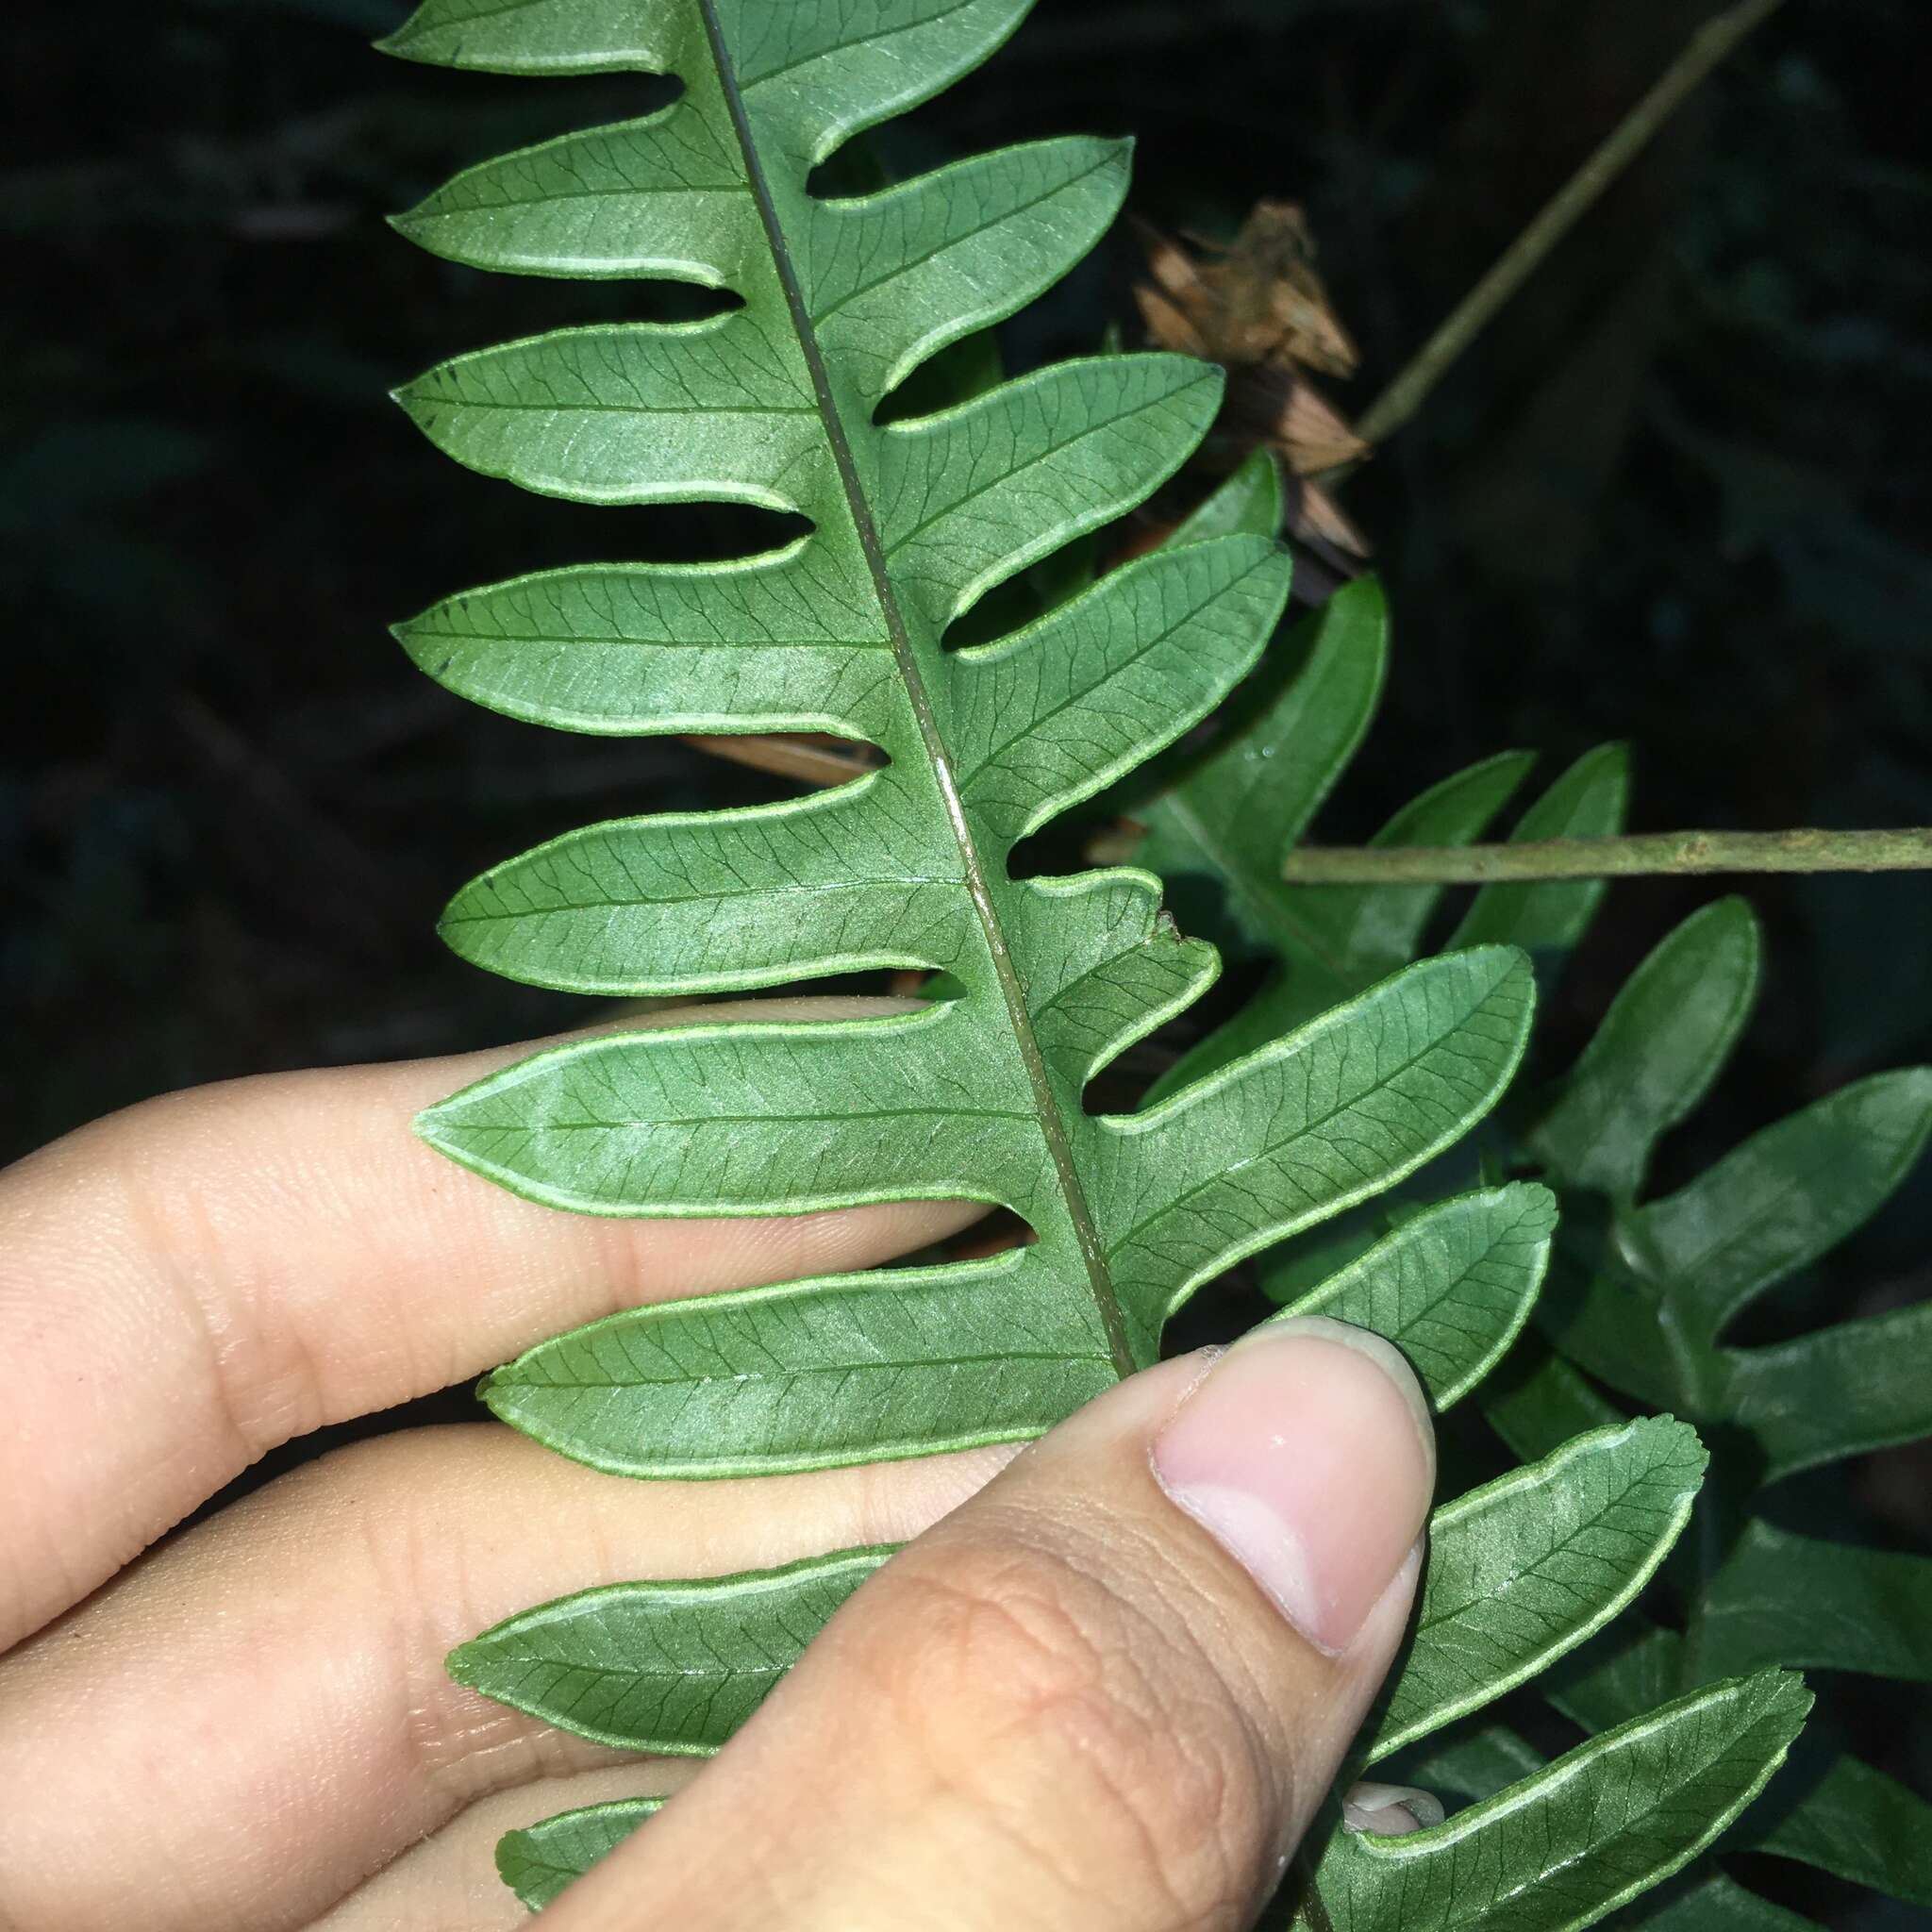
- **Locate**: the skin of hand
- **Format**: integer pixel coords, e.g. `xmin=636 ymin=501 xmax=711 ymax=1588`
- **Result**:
xmin=0 ymin=998 xmax=1439 ymax=1932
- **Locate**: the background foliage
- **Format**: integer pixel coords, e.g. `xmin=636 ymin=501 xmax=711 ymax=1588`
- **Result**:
xmin=4 ymin=1 xmax=1928 ymax=1923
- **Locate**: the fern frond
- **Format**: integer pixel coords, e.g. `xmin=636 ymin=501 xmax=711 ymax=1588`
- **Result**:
xmin=1130 ymin=588 xmax=1619 ymax=1096
xmin=388 ymin=0 xmax=1543 ymax=1463
xmin=385 ymin=0 xmax=1557 ymax=1913
xmin=375 ymin=2 xmax=1902 ymax=1924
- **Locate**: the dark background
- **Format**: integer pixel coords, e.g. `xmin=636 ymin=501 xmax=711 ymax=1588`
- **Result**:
xmin=4 ymin=3 xmax=1929 ymax=1916
xmin=7 ymin=0 xmax=1929 ymax=1147
xmin=8 ymin=0 xmax=1930 ymax=1147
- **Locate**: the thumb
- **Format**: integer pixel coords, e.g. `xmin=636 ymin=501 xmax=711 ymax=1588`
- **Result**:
xmin=546 ymin=1317 xmax=1436 ymax=1932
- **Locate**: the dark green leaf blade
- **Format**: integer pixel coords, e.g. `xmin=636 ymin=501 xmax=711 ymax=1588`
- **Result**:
xmin=1544 ymin=1622 xmax=1685 ymax=1737
xmin=1745 ymin=1751 xmax=1932 ymax=1908
xmin=1626 ymin=1067 xmax=1932 ymax=1345
xmin=1139 ymin=575 xmax=1389 ymax=964
xmin=1316 ymin=1670 xmax=1811 ymax=1932
xmin=1611 ymin=1871 xmax=1819 ymax=1931
xmin=1482 ymin=1342 xmax=1629 ymax=1465
xmin=1724 ymin=1296 xmax=1932 ymax=1479
xmin=1266 ymin=1183 xmax=1556 ymax=1408
xmin=1148 ymin=741 xmax=1539 ymax=1099
xmin=1393 ymin=1722 xmax=1547 ymax=1808
xmin=1448 ymin=743 xmax=1629 ymax=957
xmin=1531 ymin=899 xmax=1761 ymax=1199
xmin=1542 ymin=1606 xmax=1932 ymax=1909
xmin=1297 ymin=750 xmax=1539 ymax=988
xmin=496 ymin=1795 xmax=661 ymax=1911
xmin=1168 ymin=447 xmax=1284 ymax=544
xmin=450 ymin=1548 xmax=886 ymax=1753
xmin=1699 ymin=1519 xmax=1932 ymax=1682
xmin=1364 ymin=1419 xmax=1706 ymax=1759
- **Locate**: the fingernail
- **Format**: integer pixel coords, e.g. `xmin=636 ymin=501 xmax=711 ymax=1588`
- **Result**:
xmin=1150 ymin=1317 xmax=1435 ymax=1654
xmin=1342 ymin=1782 xmax=1446 ymax=1836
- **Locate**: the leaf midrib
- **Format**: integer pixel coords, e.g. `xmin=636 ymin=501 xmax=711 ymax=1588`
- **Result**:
xmin=507 ymin=1346 xmax=1114 ymax=1390
xmin=525 ymin=1106 xmax=1037 ymax=1130
xmin=444 ymin=870 xmax=961 ymax=923
xmin=696 ymin=0 xmax=1137 ymax=1379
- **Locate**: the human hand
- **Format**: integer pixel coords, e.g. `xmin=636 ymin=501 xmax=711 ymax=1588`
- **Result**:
xmin=1 ymin=1000 xmax=1437 ymax=1932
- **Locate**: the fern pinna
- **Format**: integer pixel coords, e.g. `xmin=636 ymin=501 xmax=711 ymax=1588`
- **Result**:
xmin=382 ymin=1 xmax=1809 ymax=1922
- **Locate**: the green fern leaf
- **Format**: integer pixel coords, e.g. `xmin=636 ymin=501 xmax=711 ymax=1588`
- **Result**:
xmin=1133 ymin=607 xmax=1556 ymax=1094
xmin=448 ymin=1546 xmax=890 ymax=1754
xmin=1518 ymin=902 xmax=1932 ymax=1911
xmin=1396 ymin=1734 xmax=1824 ymax=1931
xmin=1698 ymin=1519 xmax=1932 ymax=1682
xmin=1445 ymin=743 xmax=1629 ymax=958
xmin=1309 ymin=1671 xmax=1810 ymax=1932
xmin=1481 ymin=1343 xmax=1630 ymax=1465
xmin=1135 ymin=577 xmax=1390 ymax=1095
xmin=1361 ymin=1418 xmax=1706 ymax=1762
xmin=1542 ymin=1057 xmax=1932 ymax=1474
xmin=1553 ymin=1622 xmax=1932 ymax=1909
xmin=1527 ymin=896 xmax=1760 ymax=1199
xmin=1169 ymin=446 xmax=1287 ymax=545
xmin=383 ymin=0 xmax=1543 ymax=1441
xmin=1264 ymin=1182 xmax=1553 ymax=1408
xmin=1293 ymin=750 xmax=1540 ymax=991
xmin=1398 ymin=1720 xmax=1548 ymax=1808
xmin=1612 ymin=1870 xmax=1819 ymax=1931
xmin=1138 ymin=574 xmax=1389 ymax=962
xmin=496 ymin=1797 xmax=664 ymax=1913
xmin=1748 ymin=1753 xmax=1932 ymax=1908
xmin=386 ymin=0 xmax=1551 ymax=1908
xmin=1102 ymin=663 xmax=1932 ymax=1926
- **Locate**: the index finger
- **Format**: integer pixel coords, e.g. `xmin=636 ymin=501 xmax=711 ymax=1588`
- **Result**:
xmin=0 ymin=997 xmax=982 ymax=1649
